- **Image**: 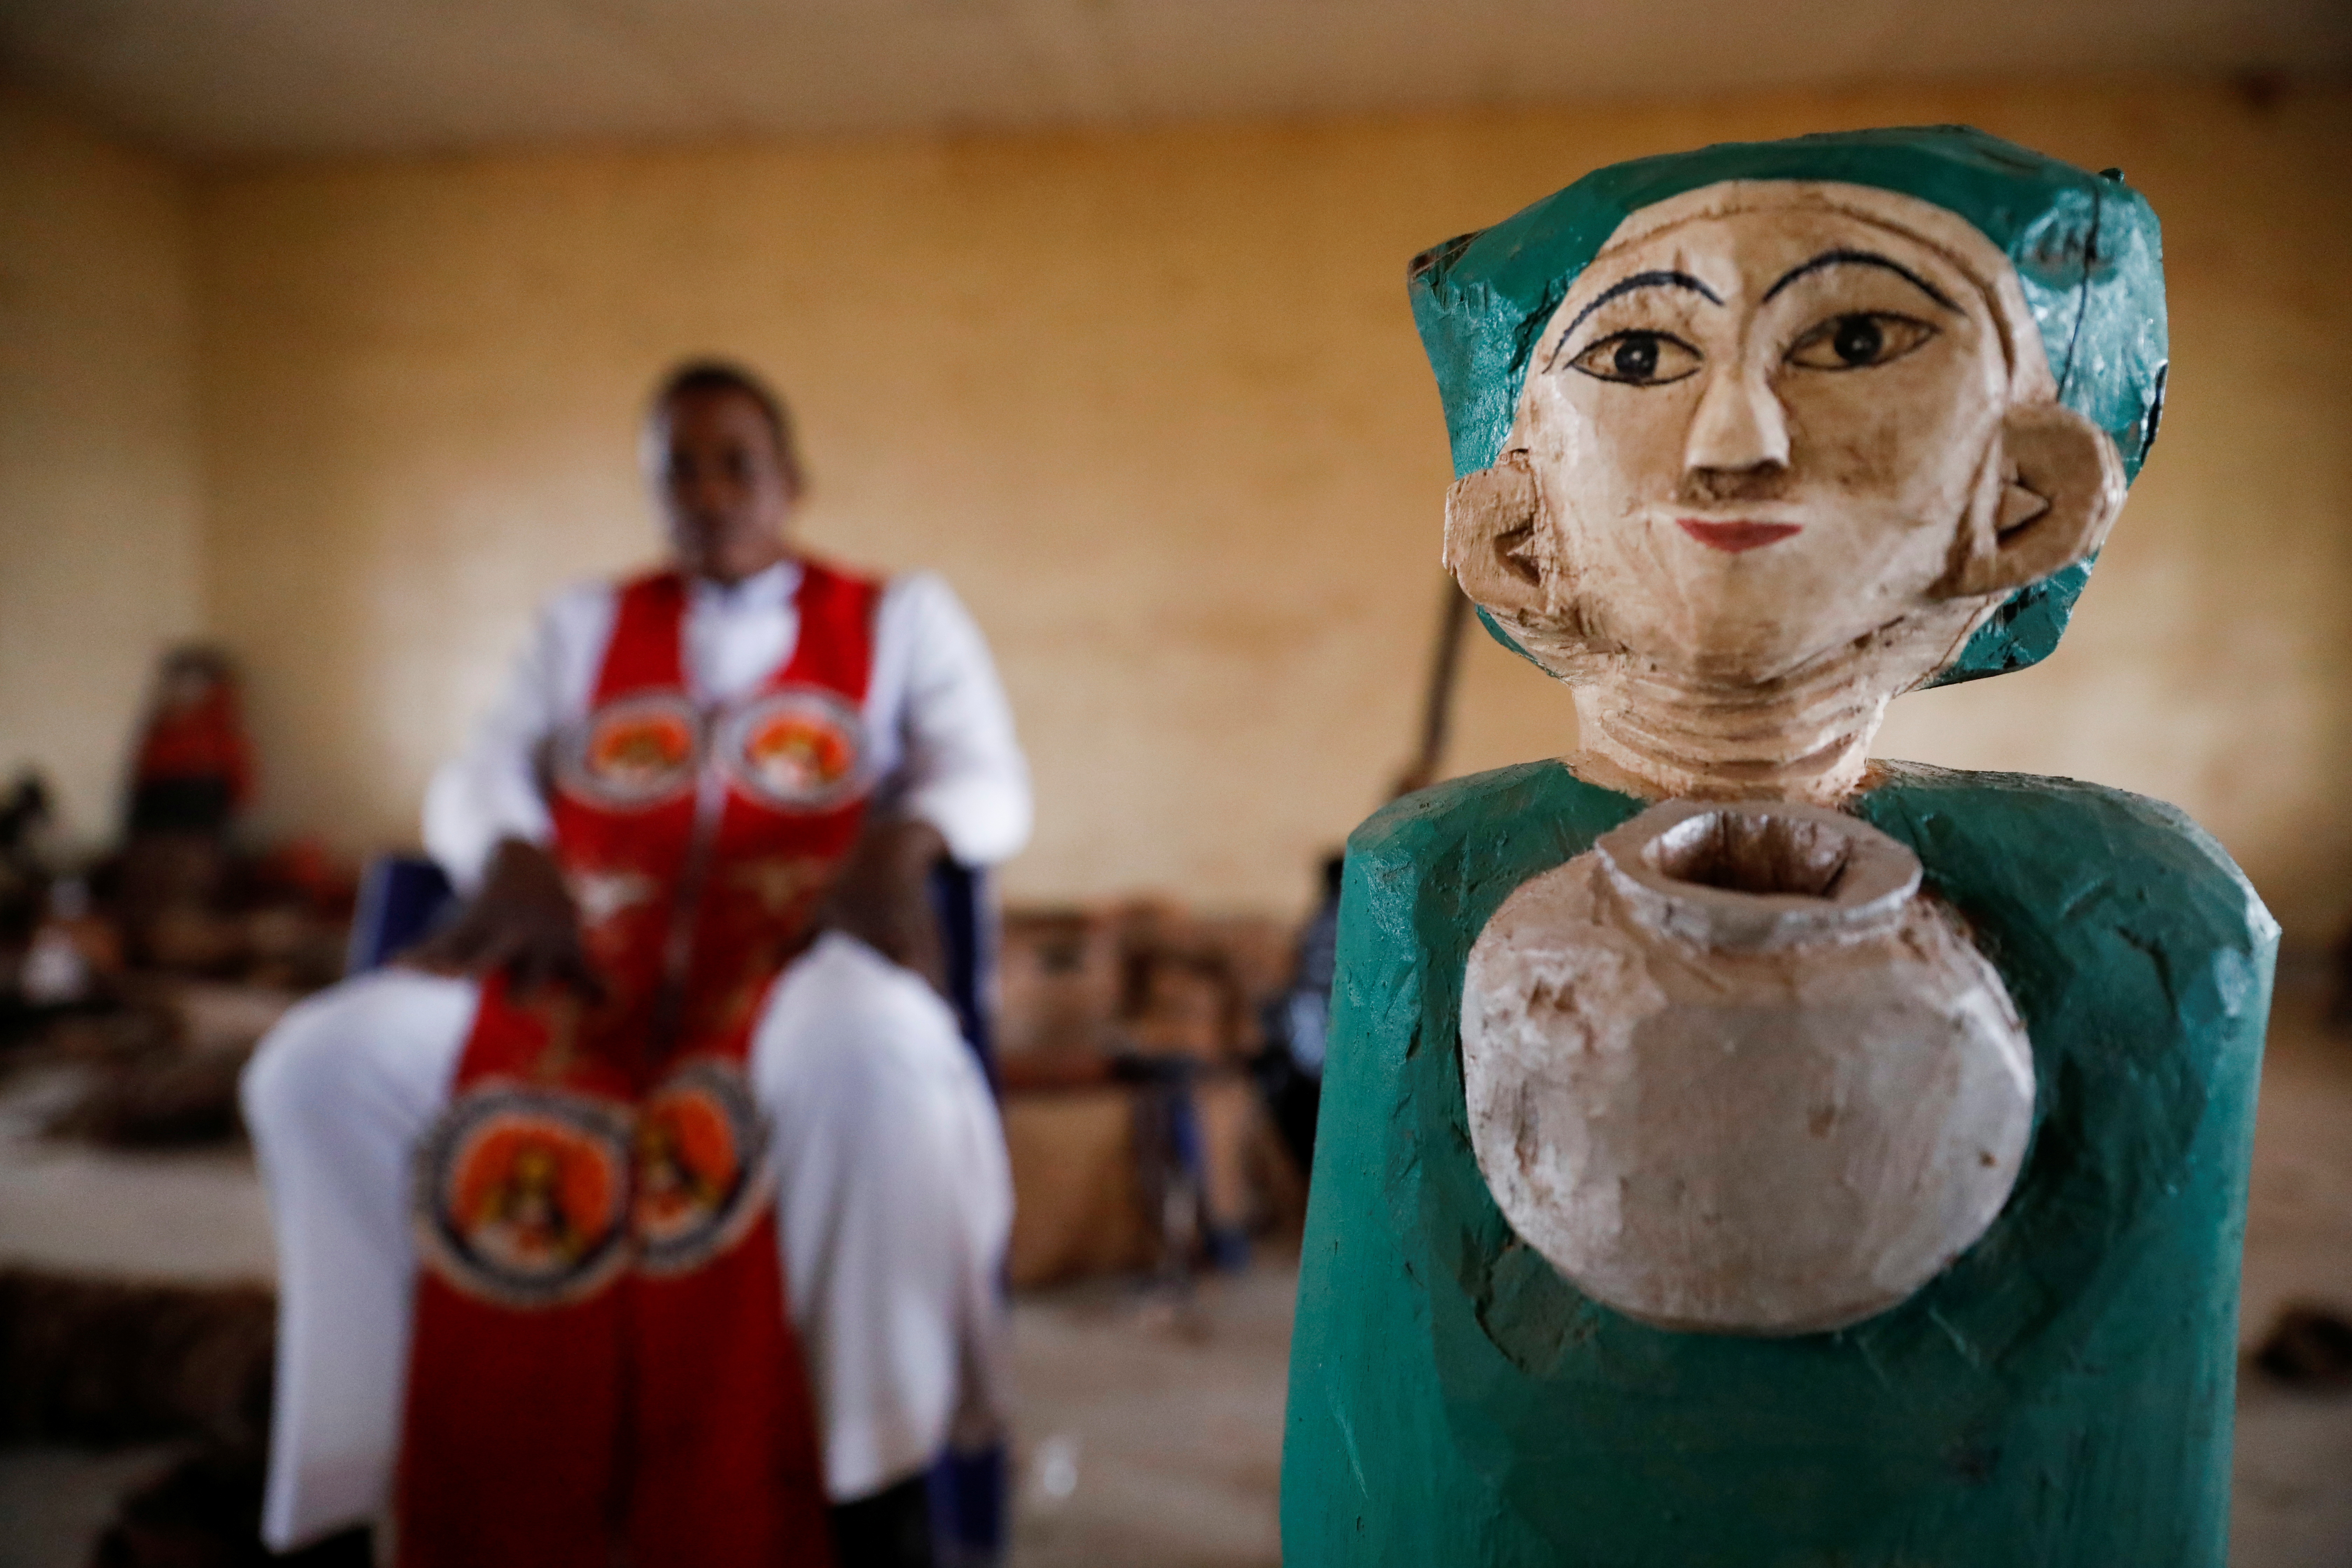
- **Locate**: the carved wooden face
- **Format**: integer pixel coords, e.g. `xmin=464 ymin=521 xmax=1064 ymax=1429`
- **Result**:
xmin=1452 ymin=182 xmax=2117 ymax=693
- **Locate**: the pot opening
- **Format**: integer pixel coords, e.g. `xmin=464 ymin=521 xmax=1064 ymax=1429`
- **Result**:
xmin=1643 ymin=811 xmax=1854 ymax=899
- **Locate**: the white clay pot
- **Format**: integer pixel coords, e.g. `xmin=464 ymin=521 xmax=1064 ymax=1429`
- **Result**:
xmin=1461 ymin=797 xmax=2034 ymax=1336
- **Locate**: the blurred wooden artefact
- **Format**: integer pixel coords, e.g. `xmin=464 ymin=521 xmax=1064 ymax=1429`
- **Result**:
xmin=12 ymin=850 xmax=335 ymax=1148
xmin=46 ymin=1048 xmax=252 ymax=1148
xmin=1185 ymin=914 xmax=1294 ymax=1040
xmin=996 ymin=904 xmax=1163 ymax=1287
xmin=1124 ymin=947 xmax=1235 ymax=1060
xmin=1001 ymin=1090 xmax=1154 ymax=1286
xmin=996 ymin=907 xmax=1121 ymax=1064
xmin=126 ymin=647 xmax=253 ymax=840
xmin=119 ymin=848 xmax=351 ymax=990
xmin=0 ymin=1268 xmax=373 ymax=1566
xmin=104 ymin=645 xmax=355 ymax=992
xmin=16 ymin=878 xmax=124 ymax=1009
xmin=0 ymin=1268 xmax=273 ymax=1450
xmin=44 ymin=980 xmax=300 ymax=1148
xmin=994 ymin=898 xmax=1304 ymax=1288
xmin=1000 ymin=1076 xmax=1305 ymax=1290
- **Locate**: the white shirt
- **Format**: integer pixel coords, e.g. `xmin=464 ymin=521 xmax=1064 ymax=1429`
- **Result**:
xmin=423 ymin=561 xmax=1031 ymax=891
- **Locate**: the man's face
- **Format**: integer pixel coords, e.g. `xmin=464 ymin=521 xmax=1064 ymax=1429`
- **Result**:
xmin=654 ymin=387 xmax=796 ymax=584
xmin=1514 ymin=184 xmax=2025 ymax=682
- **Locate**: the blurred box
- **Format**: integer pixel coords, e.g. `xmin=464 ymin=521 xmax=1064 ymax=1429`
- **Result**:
xmin=1002 ymin=1087 xmax=1153 ymax=1288
xmin=996 ymin=897 xmax=1314 ymax=1287
xmin=1189 ymin=913 xmax=1295 ymax=1017
xmin=1125 ymin=953 xmax=1236 ymax=1062
xmin=997 ymin=906 xmax=1122 ymax=1061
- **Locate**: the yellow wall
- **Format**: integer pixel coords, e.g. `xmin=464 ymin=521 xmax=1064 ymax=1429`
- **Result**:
xmin=0 ymin=91 xmax=208 ymax=849
xmin=184 ymin=78 xmax=2351 ymax=937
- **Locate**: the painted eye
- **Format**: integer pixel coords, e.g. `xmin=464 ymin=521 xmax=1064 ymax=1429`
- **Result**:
xmin=1785 ymin=312 xmax=1935 ymax=370
xmin=1567 ymin=330 xmax=1702 ymax=386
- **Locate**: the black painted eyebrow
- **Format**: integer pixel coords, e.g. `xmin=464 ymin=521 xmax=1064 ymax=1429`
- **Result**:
xmin=1760 ymin=248 xmax=1959 ymax=312
xmin=1549 ymin=270 xmax=1723 ymax=366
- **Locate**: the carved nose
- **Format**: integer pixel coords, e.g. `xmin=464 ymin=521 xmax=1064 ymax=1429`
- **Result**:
xmin=1683 ymin=366 xmax=1790 ymax=476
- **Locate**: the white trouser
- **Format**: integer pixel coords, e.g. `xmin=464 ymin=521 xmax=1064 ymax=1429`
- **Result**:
xmin=240 ymin=932 xmax=1014 ymax=1552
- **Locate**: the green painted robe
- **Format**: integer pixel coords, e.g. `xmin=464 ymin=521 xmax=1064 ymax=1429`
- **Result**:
xmin=1282 ymin=760 xmax=2274 ymax=1567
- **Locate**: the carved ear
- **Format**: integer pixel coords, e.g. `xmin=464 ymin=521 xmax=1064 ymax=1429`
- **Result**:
xmin=1444 ymin=451 xmax=1549 ymax=616
xmin=1941 ymin=402 xmax=2124 ymax=599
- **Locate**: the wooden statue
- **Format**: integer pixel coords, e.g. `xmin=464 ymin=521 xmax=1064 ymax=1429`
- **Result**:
xmin=1282 ymin=127 xmax=2273 ymax=1565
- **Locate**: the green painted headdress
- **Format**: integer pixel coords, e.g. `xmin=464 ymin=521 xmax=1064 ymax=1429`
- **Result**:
xmin=1410 ymin=125 xmax=2166 ymax=685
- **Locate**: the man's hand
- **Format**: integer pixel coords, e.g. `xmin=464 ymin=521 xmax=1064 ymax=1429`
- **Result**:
xmin=817 ymin=817 xmax=948 ymax=991
xmin=408 ymin=837 xmax=603 ymax=999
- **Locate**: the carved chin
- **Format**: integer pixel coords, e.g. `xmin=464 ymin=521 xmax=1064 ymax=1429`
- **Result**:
xmin=1460 ymin=799 xmax=2034 ymax=1336
xmin=1649 ymin=621 xmax=1826 ymax=684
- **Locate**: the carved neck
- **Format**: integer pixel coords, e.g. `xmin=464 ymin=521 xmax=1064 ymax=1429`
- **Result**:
xmin=1566 ymin=644 xmax=1904 ymax=806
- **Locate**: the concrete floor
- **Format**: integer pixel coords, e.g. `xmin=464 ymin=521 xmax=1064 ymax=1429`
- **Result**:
xmin=1006 ymin=1270 xmax=1288 ymax=1568
xmin=2 ymin=973 xmax=2348 ymax=1565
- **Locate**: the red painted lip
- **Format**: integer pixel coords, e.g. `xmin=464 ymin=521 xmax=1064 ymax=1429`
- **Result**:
xmin=1676 ymin=518 xmax=1803 ymax=553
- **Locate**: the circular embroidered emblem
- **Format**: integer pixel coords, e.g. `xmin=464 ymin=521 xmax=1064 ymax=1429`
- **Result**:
xmin=634 ymin=1060 xmax=770 ymax=1275
xmin=414 ymin=1086 xmax=634 ymax=1308
xmin=717 ymin=687 xmax=868 ymax=812
xmin=556 ymin=692 xmax=702 ymax=810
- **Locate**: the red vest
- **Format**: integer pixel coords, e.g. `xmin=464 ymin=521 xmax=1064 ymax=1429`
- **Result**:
xmin=400 ymin=563 xmax=881 ymax=1568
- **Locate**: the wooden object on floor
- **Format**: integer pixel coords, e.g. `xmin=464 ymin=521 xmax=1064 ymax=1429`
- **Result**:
xmin=996 ymin=908 xmax=1121 ymax=1062
xmin=996 ymin=896 xmax=1308 ymax=1287
xmin=1285 ymin=127 xmax=2270 ymax=1568
xmin=1001 ymin=1089 xmax=1153 ymax=1288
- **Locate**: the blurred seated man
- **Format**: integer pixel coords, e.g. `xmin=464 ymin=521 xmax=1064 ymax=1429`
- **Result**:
xmin=242 ymin=361 xmax=1029 ymax=1568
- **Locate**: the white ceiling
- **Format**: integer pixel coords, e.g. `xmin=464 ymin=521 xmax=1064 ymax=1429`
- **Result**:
xmin=4 ymin=0 xmax=2345 ymax=164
